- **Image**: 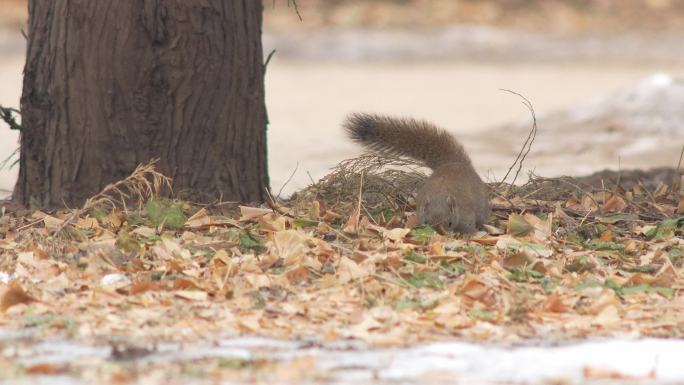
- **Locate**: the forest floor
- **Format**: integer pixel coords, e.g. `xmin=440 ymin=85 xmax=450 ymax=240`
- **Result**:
xmin=1 ymin=160 xmax=684 ymax=384
xmin=2 ymin=1 xmax=684 ymax=384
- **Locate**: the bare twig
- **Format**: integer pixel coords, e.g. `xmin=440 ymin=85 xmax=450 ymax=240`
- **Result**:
xmin=264 ymin=49 xmax=277 ymax=70
xmin=277 ymin=161 xmax=299 ymax=200
xmin=265 ymin=187 xmax=293 ymax=218
xmin=616 ymin=156 xmax=622 ymax=189
xmin=354 ymin=171 xmax=365 ymax=233
xmin=498 ymin=89 xmax=538 ymax=190
xmin=0 ymin=105 xmax=22 ymax=131
xmin=288 ymin=0 xmax=303 ymax=21
xmin=0 ymin=147 xmax=19 ymax=171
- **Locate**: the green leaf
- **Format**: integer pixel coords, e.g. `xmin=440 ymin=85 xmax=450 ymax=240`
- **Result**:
xmin=603 ymin=278 xmax=620 ymax=292
xmin=409 ymin=225 xmax=436 ymax=244
xmin=440 ymin=260 xmax=465 ymax=276
xmin=141 ymin=234 xmax=161 ymax=244
xmin=145 ymin=199 xmax=187 ymax=230
xmin=395 ymin=298 xmax=421 ymax=310
xmin=506 ymin=266 xmax=544 ymax=282
xmin=645 ymin=217 xmax=684 ymax=240
xmin=370 ymin=208 xmax=394 ymax=223
xmin=668 ymin=248 xmax=683 ymax=264
xmin=574 ymin=278 xmax=602 ymax=291
xmin=596 ymin=213 xmax=639 ymax=224
xmin=585 ymin=241 xmax=625 ymax=251
xmin=128 ymin=213 xmax=146 ymax=227
xmin=239 ymin=231 xmax=266 ymax=254
xmin=508 ymin=214 xmax=533 ymax=237
xmin=292 ymin=218 xmax=318 ymax=228
xmin=404 ymin=251 xmax=427 ymax=264
xmin=471 ymin=308 xmax=496 ymax=321
xmin=621 ymin=284 xmax=674 ymax=299
xmin=91 ymin=208 xmax=107 ymax=224
xmin=408 ymin=272 xmax=444 ymax=289
xmin=115 ymin=231 xmax=139 ymax=253
xmin=564 ymin=255 xmax=594 ymax=273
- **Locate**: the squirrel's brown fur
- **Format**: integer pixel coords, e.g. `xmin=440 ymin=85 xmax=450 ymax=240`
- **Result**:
xmin=344 ymin=113 xmax=489 ymax=233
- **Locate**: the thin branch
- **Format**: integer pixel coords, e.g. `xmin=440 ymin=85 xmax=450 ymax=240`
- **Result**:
xmin=0 ymin=147 xmax=19 ymax=171
xmin=265 ymin=187 xmax=293 ymax=218
xmin=0 ymin=105 xmax=22 ymax=131
xmin=264 ymin=49 xmax=277 ymax=70
xmin=288 ymin=0 xmax=303 ymax=21
xmin=498 ymin=89 xmax=538 ymax=190
xmin=354 ymin=171 xmax=365 ymax=233
xmin=277 ymin=161 xmax=299 ymax=200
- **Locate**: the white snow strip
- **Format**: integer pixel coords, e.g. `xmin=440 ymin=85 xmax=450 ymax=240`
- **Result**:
xmin=99 ymin=273 xmax=129 ymax=286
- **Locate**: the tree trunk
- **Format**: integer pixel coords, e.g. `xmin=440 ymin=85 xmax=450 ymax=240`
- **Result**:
xmin=15 ymin=0 xmax=269 ymax=208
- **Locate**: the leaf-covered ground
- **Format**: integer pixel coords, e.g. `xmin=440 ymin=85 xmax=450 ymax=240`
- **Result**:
xmin=1 ymin=167 xmax=684 ymax=381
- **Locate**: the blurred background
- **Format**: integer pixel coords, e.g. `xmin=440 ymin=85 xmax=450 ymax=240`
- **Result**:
xmin=1 ymin=0 xmax=683 ymax=198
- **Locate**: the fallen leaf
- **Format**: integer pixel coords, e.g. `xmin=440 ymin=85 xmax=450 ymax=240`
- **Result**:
xmin=239 ymin=206 xmax=272 ymax=220
xmin=174 ymin=290 xmax=208 ymax=301
xmin=1 ymin=281 xmax=37 ymax=312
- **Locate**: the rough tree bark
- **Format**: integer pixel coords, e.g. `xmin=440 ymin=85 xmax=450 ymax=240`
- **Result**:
xmin=15 ymin=0 xmax=269 ymax=208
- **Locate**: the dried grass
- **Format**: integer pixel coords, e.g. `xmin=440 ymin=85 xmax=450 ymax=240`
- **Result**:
xmin=54 ymin=159 xmax=171 ymax=234
xmin=291 ymin=152 xmax=428 ymax=217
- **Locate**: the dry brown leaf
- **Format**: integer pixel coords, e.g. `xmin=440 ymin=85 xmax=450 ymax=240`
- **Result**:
xmin=653 ymin=258 xmax=680 ymax=287
xmin=502 ymin=252 xmax=530 ymax=269
xmin=236 ymin=311 xmax=262 ymax=333
xmin=185 ymin=208 xmax=211 ymax=228
xmin=337 ymin=257 xmax=369 ymax=284
xmin=342 ymin=210 xmax=360 ymax=234
xmin=239 ymin=205 xmax=272 ymax=221
xmin=602 ymin=194 xmax=627 ymax=212
xmin=507 ymin=214 xmax=533 ymax=237
xmin=275 ymin=229 xmax=309 ymax=266
xmin=586 ymin=288 xmax=620 ymax=316
xmin=627 ymin=272 xmax=656 ymax=286
xmin=544 ymin=292 xmax=569 ymax=313
xmin=174 ymin=290 xmax=208 ymax=301
xmin=259 ymin=214 xmax=288 ymax=232
xmin=42 ymin=215 xmax=64 ymax=233
xmin=1 ymin=281 xmax=37 ymax=312
xmin=129 ymin=281 xmax=165 ymax=295
xmin=75 ymin=216 xmax=99 ymax=229
xmin=285 ymin=266 xmax=310 ymax=285
xmin=461 ymin=277 xmax=491 ymax=304
xmin=598 ymin=229 xmax=613 ymax=242
xmin=583 ymin=366 xmax=655 ymax=381
xmin=25 ymin=363 xmax=61 ymax=375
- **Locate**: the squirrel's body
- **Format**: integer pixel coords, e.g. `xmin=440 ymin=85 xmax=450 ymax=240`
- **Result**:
xmin=344 ymin=113 xmax=489 ymax=233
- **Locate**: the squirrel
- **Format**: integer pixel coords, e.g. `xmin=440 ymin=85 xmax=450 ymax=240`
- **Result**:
xmin=343 ymin=113 xmax=490 ymax=233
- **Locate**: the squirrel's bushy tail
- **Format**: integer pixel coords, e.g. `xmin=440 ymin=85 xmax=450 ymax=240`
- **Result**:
xmin=343 ymin=113 xmax=471 ymax=170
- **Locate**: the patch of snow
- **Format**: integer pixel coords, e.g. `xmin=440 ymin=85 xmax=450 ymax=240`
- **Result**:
xmin=647 ymin=73 xmax=675 ymax=88
xmin=13 ymin=340 xmax=110 ymax=367
xmin=618 ymin=137 xmax=660 ymax=156
xmin=0 ymin=271 xmax=11 ymax=283
xmin=99 ymin=273 xmax=129 ymax=286
xmin=4 ymin=336 xmax=684 ymax=384
xmin=378 ymin=339 xmax=679 ymax=383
